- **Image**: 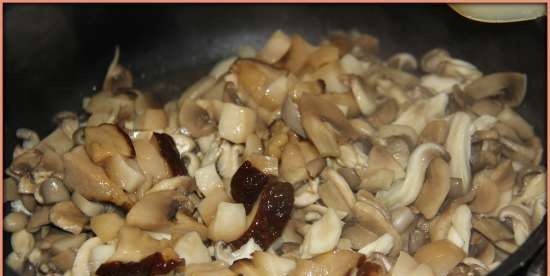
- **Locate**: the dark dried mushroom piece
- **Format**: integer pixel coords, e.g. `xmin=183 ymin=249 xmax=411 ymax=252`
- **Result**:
xmin=463 ymin=72 xmax=527 ymax=107
xmin=230 ymin=179 xmax=294 ymax=250
xmin=84 ymin=123 xmax=135 ymax=163
xmin=153 ymin=133 xmax=188 ymax=176
xmin=96 ymin=251 xmax=181 ymax=276
xmin=231 ymin=161 xmax=270 ymax=213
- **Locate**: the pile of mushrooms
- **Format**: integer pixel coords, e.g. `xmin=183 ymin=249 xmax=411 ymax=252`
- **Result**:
xmin=4 ymin=29 xmax=546 ymax=276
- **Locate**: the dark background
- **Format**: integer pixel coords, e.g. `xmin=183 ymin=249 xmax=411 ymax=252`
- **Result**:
xmin=3 ymin=4 xmax=547 ymax=275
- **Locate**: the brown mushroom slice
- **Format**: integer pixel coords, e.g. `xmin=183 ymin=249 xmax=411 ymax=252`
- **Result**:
xmin=342 ymin=223 xmax=378 ymax=250
xmin=498 ymin=205 xmax=532 ymax=245
xmin=387 ymin=52 xmax=417 ymax=71
xmin=414 ymin=157 xmax=450 ymax=219
xmin=231 ymin=59 xmax=286 ymax=109
xmin=470 ymin=99 xmax=503 ymax=117
xmin=230 ymin=180 xmax=294 ymax=250
xmin=281 ymin=96 xmax=306 ymax=138
xmin=298 ymin=93 xmax=360 ymax=157
xmin=311 ymin=250 xmax=363 ymax=276
xmin=420 ymin=48 xmax=481 ymax=81
xmin=105 ymin=226 xmax=164 ymax=263
xmin=102 ymin=47 xmax=133 ymax=93
xmin=133 ymin=137 xmax=172 ymax=183
xmin=285 ymin=34 xmax=317 ymax=74
xmin=318 ymin=169 xmax=356 ymax=213
xmin=393 ymin=93 xmax=449 ymax=134
xmin=38 ymin=127 xmax=74 ymax=155
xmin=258 ymin=30 xmax=291 ymax=64
xmin=91 ymin=213 xmax=125 ymax=242
xmin=127 ymin=190 xmax=191 ymax=232
xmin=134 ymin=109 xmax=168 ymax=131
xmin=414 ymin=240 xmax=465 ymax=276
xmin=496 ymin=107 xmax=534 ymax=140
xmin=463 ymin=72 xmax=526 ymax=107
xmin=368 ymin=99 xmax=399 ymax=128
xmin=365 ymin=145 xmax=405 ymax=180
xmin=8 ymin=149 xmax=43 ymax=178
xmin=4 ymin=212 xmax=28 ymax=233
xmin=84 ymin=124 xmax=135 ymax=163
xmin=353 ymin=201 xmax=401 ymax=256
xmin=26 ymin=206 xmax=50 ymax=233
xmin=178 ymin=100 xmax=217 ymax=138
xmin=377 ymin=143 xmax=448 ymax=210
xmin=472 ymin=217 xmax=513 ymax=242
xmin=63 ymin=146 xmax=132 ymax=209
xmin=419 ymin=120 xmax=449 ymax=145
xmin=49 ymin=201 xmax=88 ymax=235
xmin=320 ymin=93 xmax=361 ymax=118
xmin=500 ymin=136 xmax=542 ymax=165
xmin=468 ymin=171 xmax=500 ymax=214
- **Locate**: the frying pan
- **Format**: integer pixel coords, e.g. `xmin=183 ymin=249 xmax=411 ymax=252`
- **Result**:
xmin=4 ymin=4 xmax=547 ymax=275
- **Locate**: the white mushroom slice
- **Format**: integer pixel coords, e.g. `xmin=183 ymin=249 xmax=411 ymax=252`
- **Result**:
xmin=336 ymin=143 xmax=369 ymax=169
xmin=215 ymin=239 xmax=262 ymax=265
xmin=471 ymin=114 xmax=498 ymax=132
xmin=217 ymin=141 xmax=244 ymax=179
xmin=392 ymin=251 xmax=419 ymax=276
xmin=351 ymin=76 xmax=377 ymax=116
xmin=358 ymin=233 xmax=394 ymax=256
xmin=421 ymin=48 xmax=481 ymax=81
xmin=210 ymin=56 xmax=238 ymax=80
xmin=448 ymin=204 xmax=472 ymax=253
xmin=253 ymin=251 xmax=296 ymax=276
xmin=72 ymin=237 xmax=102 ymax=276
xmin=208 ymin=202 xmax=247 ymax=242
xmin=340 ymin=53 xmax=367 ymax=75
xmin=147 ymin=175 xmax=191 ymax=194
xmin=183 ymin=152 xmax=200 ymax=177
xmin=258 ymin=30 xmax=291 ymax=64
xmin=195 ymin=164 xmax=224 ymax=197
xmin=420 ymin=74 xmax=460 ymax=94
xmin=11 ymin=199 xmax=32 ymax=216
xmin=72 ymin=193 xmax=105 ymax=217
xmin=498 ymin=205 xmax=532 ymax=245
xmin=171 ymin=133 xmax=196 ymax=154
xmin=89 ymin=244 xmax=115 ymax=274
xmin=104 ymin=154 xmax=146 ymax=193
xmin=387 ymin=52 xmax=418 ymax=71
xmin=300 ymin=208 xmax=343 ymax=258
xmin=218 ymin=103 xmax=257 ymax=144
xmin=393 ymin=93 xmax=448 ymax=134
xmin=318 ymin=169 xmax=356 ymax=213
xmin=197 ymin=132 xmax=219 ymax=154
xmin=391 ymin=207 xmax=416 ymax=233
xmin=531 ymin=197 xmax=546 ymax=227
xmin=377 ymin=143 xmax=447 ymax=210
xmin=294 ymin=178 xmax=320 ymax=208
xmin=445 ymin=112 xmax=472 ymax=196
xmin=175 ymin=231 xmax=211 ymax=265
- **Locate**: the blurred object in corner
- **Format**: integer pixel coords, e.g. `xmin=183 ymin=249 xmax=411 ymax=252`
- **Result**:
xmin=450 ymin=4 xmax=546 ymax=23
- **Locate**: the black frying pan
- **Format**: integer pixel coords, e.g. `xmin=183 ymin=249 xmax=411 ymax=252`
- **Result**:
xmin=4 ymin=4 xmax=547 ymax=275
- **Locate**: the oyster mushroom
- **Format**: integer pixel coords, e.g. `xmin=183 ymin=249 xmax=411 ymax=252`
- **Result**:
xmin=393 ymin=93 xmax=449 ymax=134
xmin=318 ymin=169 xmax=356 ymax=213
xmin=300 ymin=208 xmax=343 ymax=258
xmin=298 ymin=93 xmax=360 ymax=157
xmin=63 ymin=146 xmax=132 ymax=209
xmin=353 ymin=201 xmax=401 ymax=256
xmin=414 ymin=240 xmax=465 ymax=276
xmin=420 ymin=48 xmax=481 ymax=81
xmin=294 ymin=178 xmax=320 ymax=208
xmin=496 ymin=107 xmax=534 ymax=140
xmin=208 ymin=202 xmax=247 ymax=242
xmin=414 ymin=157 xmax=450 ymax=219
xmin=368 ymin=98 xmax=399 ymax=128
xmin=127 ymin=190 xmax=192 ymax=231
xmin=358 ymin=233 xmax=394 ymax=256
xmin=445 ymin=112 xmax=473 ymax=197
xmin=420 ymin=74 xmax=461 ymax=94
xmin=49 ymin=201 xmax=88 ymax=235
xmin=376 ymin=143 xmax=448 ymax=210
xmin=84 ymin=123 xmax=135 ymax=163
xmin=285 ymin=34 xmax=317 ymax=74
xmin=387 ymin=52 xmax=417 ymax=71
xmin=463 ymin=72 xmax=526 ymax=107
xmin=391 ymin=207 xmax=416 ymax=234
xmin=350 ymin=76 xmax=377 ymax=116
xmin=72 ymin=237 xmax=103 ymax=276
xmin=90 ymin=213 xmax=125 ymax=242
xmin=498 ymin=205 xmax=532 ymax=245
xmin=499 ymin=136 xmax=543 ymax=165
xmin=472 ymin=217 xmax=513 ymax=242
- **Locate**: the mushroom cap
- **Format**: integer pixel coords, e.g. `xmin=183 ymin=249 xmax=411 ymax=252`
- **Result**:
xmin=464 ymin=72 xmax=527 ymax=107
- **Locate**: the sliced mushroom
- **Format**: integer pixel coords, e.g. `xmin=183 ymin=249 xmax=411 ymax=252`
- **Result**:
xmin=387 ymin=52 xmax=417 ymax=71
xmin=84 ymin=124 xmax=135 ymax=163
xmin=377 ymin=143 xmax=448 ymax=210
xmin=4 ymin=212 xmax=29 ymax=233
xmin=298 ymin=93 xmax=360 ymax=157
xmin=318 ymin=169 xmax=356 ymax=213
xmin=353 ymin=201 xmax=401 ymax=256
xmin=421 ymin=48 xmax=481 ymax=81
xmin=209 ymin=202 xmax=247 ymax=242
xmin=393 ymin=93 xmax=449 ymax=134
xmin=285 ymin=34 xmax=317 ymax=74
xmin=26 ymin=206 xmax=50 ymax=233
xmin=350 ymin=76 xmax=377 ymax=116
xmin=174 ymin=231 xmax=212 ymax=265
xmin=414 ymin=157 xmax=450 ymax=219
xmin=358 ymin=233 xmax=394 ymax=256
xmin=368 ymin=99 xmax=399 ymax=128
xmin=498 ymin=205 xmax=531 ymax=245
xmin=420 ymin=74 xmax=460 ymax=94
xmin=49 ymin=201 xmax=88 ymax=235
xmin=445 ymin=112 xmax=473 ymax=197
xmin=63 ymin=146 xmax=132 ymax=209
xmin=218 ymin=141 xmax=245 ymax=179
xmin=472 ymin=217 xmax=513 ymax=242
xmin=414 ymin=240 xmax=465 ymax=276
xmin=127 ymin=190 xmax=190 ymax=231
xmin=300 ymin=208 xmax=343 ymax=258
xmin=90 ymin=212 xmax=125 ymax=242
xmin=178 ymin=100 xmax=217 ymax=138
xmin=9 ymin=149 xmax=43 ymax=178
xmin=218 ymin=103 xmax=257 ymax=144
xmin=497 ymin=107 xmax=534 ymax=140
xmin=463 ymin=72 xmax=526 ymax=107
